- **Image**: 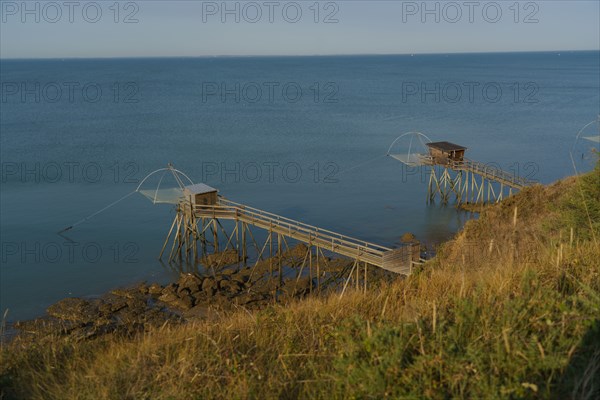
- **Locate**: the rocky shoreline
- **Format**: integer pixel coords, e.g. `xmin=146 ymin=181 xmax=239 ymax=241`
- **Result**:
xmin=10 ymin=266 xmax=322 ymax=343
xmin=7 ymin=240 xmax=415 ymax=344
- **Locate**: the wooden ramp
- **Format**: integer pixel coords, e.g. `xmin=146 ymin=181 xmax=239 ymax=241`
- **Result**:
xmin=421 ymin=156 xmax=534 ymax=190
xmin=454 ymin=158 xmax=533 ymax=189
xmin=192 ymin=198 xmax=417 ymax=275
xmin=417 ymin=154 xmax=536 ymax=204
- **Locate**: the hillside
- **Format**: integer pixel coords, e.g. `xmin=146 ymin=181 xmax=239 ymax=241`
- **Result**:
xmin=1 ymin=162 xmax=599 ymax=400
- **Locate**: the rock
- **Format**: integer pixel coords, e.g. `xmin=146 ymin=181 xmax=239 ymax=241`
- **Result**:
xmin=46 ymin=298 xmax=100 ymax=324
xmin=113 ymin=307 xmax=142 ymax=326
xmin=400 ymin=232 xmax=418 ymax=243
xmin=148 ymin=283 xmax=163 ymax=296
xmin=216 ymin=276 xmax=230 ymax=290
xmin=15 ymin=281 xmax=193 ymax=343
xmin=202 ymin=277 xmax=218 ymax=293
xmin=158 ymin=292 xmax=179 ymax=305
xmin=93 ymin=315 xmax=113 ymax=327
xmin=108 ymin=298 xmax=128 ymax=313
xmin=98 ymin=301 xmax=113 ymax=316
xmin=126 ymin=298 xmax=147 ymax=312
xmin=178 ymin=273 xmax=203 ymax=293
xmin=224 ymin=281 xmax=243 ymax=294
xmin=15 ymin=317 xmax=82 ymax=336
xmin=175 ymin=294 xmax=194 ymax=310
xmin=158 ymin=291 xmax=194 ymax=310
xmin=143 ymin=308 xmax=180 ymax=328
xmin=183 ymin=304 xmax=209 ymax=319
xmin=111 ymin=284 xmax=147 ymax=299
xmin=201 ymin=249 xmax=239 ymax=267
xmin=162 ymin=283 xmax=178 ymax=295
xmin=286 ymin=277 xmax=314 ymax=297
xmin=138 ymin=284 xmax=149 ymax=295
xmin=221 ymin=268 xmax=236 ymax=276
xmin=234 ymin=274 xmax=250 ymax=283
xmin=284 ymin=243 xmax=309 ymax=259
xmin=213 ymin=292 xmax=230 ymax=304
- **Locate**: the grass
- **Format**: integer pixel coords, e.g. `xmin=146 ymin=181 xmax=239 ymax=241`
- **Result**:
xmin=1 ymin=163 xmax=599 ymax=399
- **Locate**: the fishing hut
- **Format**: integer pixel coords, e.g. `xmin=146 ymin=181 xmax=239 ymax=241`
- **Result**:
xmin=184 ymin=183 xmax=218 ymax=205
xmin=425 ymin=141 xmax=467 ymax=165
xmin=388 ymin=133 xmax=535 ymax=205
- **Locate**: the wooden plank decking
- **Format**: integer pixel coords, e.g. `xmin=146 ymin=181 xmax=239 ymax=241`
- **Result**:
xmin=192 ymin=198 xmax=415 ymax=275
xmin=421 ymin=155 xmax=535 ymax=189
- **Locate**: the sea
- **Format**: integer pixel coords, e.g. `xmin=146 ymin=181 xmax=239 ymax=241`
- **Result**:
xmin=1 ymin=51 xmax=599 ymax=322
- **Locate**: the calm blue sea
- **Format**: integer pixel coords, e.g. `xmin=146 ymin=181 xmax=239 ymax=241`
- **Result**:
xmin=1 ymin=52 xmax=599 ymax=321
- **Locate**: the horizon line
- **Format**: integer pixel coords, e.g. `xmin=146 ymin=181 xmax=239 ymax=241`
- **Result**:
xmin=1 ymin=49 xmax=598 ymax=61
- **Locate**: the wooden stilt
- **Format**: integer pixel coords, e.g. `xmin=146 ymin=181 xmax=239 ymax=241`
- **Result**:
xmin=364 ymin=262 xmax=367 ymax=294
xmin=316 ymin=245 xmax=320 ymax=294
xmin=213 ymin=219 xmax=219 ymax=252
xmin=277 ymin=233 xmax=282 ymax=286
xmin=160 ymin=213 xmax=178 ymax=259
xmin=340 ymin=260 xmax=358 ymax=298
xmin=242 ymin=222 xmax=247 ymax=266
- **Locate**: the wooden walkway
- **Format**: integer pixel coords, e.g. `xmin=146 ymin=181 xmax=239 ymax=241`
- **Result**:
xmin=192 ymin=198 xmax=417 ymax=275
xmin=454 ymin=158 xmax=533 ymax=189
xmin=422 ymin=156 xmax=535 ymax=189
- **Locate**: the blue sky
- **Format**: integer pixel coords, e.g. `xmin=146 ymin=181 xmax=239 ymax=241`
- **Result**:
xmin=1 ymin=1 xmax=599 ymax=58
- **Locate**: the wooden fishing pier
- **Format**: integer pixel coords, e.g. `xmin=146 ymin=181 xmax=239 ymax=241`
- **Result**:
xmin=161 ymin=185 xmax=420 ymax=286
xmin=157 ymin=139 xmax=534 ymax=289
xmin=419 ymin=141 xmax=536 ymax=204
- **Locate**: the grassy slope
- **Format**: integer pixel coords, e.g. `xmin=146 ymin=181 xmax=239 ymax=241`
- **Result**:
xmin=1 ymin=164 xmax=599 ymax=400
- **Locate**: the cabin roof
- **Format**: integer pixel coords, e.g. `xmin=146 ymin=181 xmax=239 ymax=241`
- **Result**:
xmin=184 ymin=183 xmax=218 ymax=195
xmin=426 ymin=141 xmax=467 ymax=152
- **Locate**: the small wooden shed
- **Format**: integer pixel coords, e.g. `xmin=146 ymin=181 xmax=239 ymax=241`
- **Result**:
xmin=426 ymin=141 xmax=467 ymax=164
xmin=183 ymin=183 xmax=218 ymax=205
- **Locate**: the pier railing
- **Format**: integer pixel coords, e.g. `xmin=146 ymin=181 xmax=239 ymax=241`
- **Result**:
xmin=456 ymin=158 xmax=534 ymax=189
xmin=420 ymin=155 xmax=535 ymax=189
xmin=190 ymin=198 xmax=414 ymax=273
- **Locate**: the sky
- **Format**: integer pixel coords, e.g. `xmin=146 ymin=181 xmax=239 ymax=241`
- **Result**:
xmin=0 ymin=0 xmax=599 ymax=58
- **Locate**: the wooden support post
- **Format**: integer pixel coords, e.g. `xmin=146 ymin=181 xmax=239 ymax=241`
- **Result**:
xmin=295 ymin=246 xmax=310 ymax=285
xmin=277 ymin=233 xmax=282 ymax=286
xmin=213 ymin=219 xmax=219 ymax=252
xmin=169 ymin=212 xmax=183 ymax=261
xmin=511 ymin=206 xmax=519 ymax=265
xmin=316 ymin=245 xmax=320 ymax=294
xmin=216 ymin=223 xmax=238 ymax=268
xmin=355 ymin=256 xmax=359 ymax=290
xmin=200 ymin=218 xmax=207 ymax=258
xmin=340 ymin=260 xmax=358 ymax=298
xmin=235 ymin=219 xmax=240 ymax=269
xmin=269 ymin=227 xmax=273 ymax=281
xmin=427 ymin=167 xmax=434 ymax=203
xmin=159 ymin=213 xmax=178 ymax=259
xmin=309 ymin=243 xmax=313 ymax=292
xmin=181 ymin=212 xmax=188 ymax=261
xmin=364 ymin=262 xmax=367 ymax=294
xmin=242 ymin=222 xmax=247 ymax=266
xmin=466 ymin=170 xmax=471 ymax=203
